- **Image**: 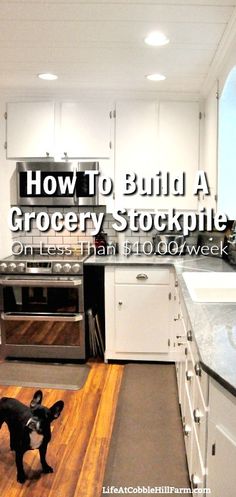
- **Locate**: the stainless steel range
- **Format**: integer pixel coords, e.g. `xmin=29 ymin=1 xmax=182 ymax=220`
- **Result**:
xmin=0 ymin=252 xmax=89 ymax=360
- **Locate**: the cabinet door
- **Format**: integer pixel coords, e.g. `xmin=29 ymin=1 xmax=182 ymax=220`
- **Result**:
xmin=115 ymin=100 xmax=158 ymax=209
xmin=207 ymin=421 xmax=236 ymax=497
xmin=202 ymin=83 xmax=218 ymax=210
xmin=6 ymin=102 xmax=55 ymax=159
xmin=60 ymin=102 xmax=112 ymax=158
xmin=115 ymin=283 xmax=170 ymax=353
xmin=158 ymin=101 xmax=199 ymax=210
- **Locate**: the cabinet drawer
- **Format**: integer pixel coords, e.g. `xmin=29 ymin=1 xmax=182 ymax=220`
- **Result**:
xmin=192 ymin=379 xmax=208 ymax=465
xmin=183 ymin=386 xmax=193 ymax=474
xmin=191 ymin=427 xmax=206 ymax=491
xmin=189 ymin=339 xmax=209 ymax=408
xmin=115 ymin=267 xmax=170 ymax=285
xmin=185 ymin=344 xmax=195 ymax=406
xmin=179 ymin=289 xmax=189 ymax=326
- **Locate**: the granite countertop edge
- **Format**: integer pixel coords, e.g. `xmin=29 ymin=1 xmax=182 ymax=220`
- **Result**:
xmin=85 ymin=254 xmax=236 ymax=397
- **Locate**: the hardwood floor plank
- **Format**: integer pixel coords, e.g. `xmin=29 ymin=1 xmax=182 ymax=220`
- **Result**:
xmin=74 ymin=364 xmax=124 ymax=497
xmin=0 ymin=363 xmax=123 ymax=497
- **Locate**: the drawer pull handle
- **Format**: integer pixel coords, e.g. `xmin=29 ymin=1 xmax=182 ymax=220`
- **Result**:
xmin=187 ymin=330 xmax=193 ymax=341
xmin=183 ymin=423 xmax=191 ymax=437
xmin=195 ymin=362 xmax=202 ymax=377
xmin=191 ymin=474 xmax=201 ymax=490
xmin=136 ymin=273 xmax=148 ymax=280
xmin=186 ymin=370 xmax=194 ymax=381
xmin=193 ymin=408 xmax=203 ymax=424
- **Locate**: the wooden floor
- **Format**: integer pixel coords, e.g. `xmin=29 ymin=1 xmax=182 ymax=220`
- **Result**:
xmin=0 ymin=363 xmax=124 ymax=497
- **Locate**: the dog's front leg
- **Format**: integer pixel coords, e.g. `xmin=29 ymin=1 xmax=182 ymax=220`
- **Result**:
xmin=15 ymin=450 xmax=26 ymax=484
xmin=39 ymin=443 xmax=53 ymax=474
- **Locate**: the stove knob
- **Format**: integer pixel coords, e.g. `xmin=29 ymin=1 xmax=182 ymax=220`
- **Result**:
xmin=0 ymin=263 xmax=7 ymax=273
xmin=9 ymin=263 xmax=16 ymax=272
xmin=54 ymin=263 xmax=63 ymax=273
xmin=63 ymin=263 xmax=71 ymax=273
xmin=72 ymin=263 xmax=80 ymax=273
xmin=17 ymin=263 xmax=25 ymax=273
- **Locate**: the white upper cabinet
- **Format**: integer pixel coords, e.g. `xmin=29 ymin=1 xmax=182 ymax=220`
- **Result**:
xmin=59 ymin=102 xmax=112 ymax=159
xmin=115 ymin=100 xmax=158 ymax=210
xmin=202 ymin=84 xmax=218 ymax=211
xmin=6 ymin=102 xmax=55 ymax=159
xmin=115 ymin=100 xmax=199 ymax=211
xmin=158 ymin=101 xmax=199 ymax=210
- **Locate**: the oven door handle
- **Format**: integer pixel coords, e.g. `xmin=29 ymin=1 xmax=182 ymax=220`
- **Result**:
xmin=0 ymin=279 xmax=82 ymax=288
xmin=1 ymin=312 xmax=83 ymax=322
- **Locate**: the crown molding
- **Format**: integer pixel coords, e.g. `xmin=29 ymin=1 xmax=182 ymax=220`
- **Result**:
xmin=201 ymin=7 xmax=236 ymax=97
xmin=0 ymin=87 xmax=200 ymax=102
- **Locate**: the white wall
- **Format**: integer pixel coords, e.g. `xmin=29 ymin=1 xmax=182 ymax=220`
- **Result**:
xmin=0 ymin=99 xmax=15 ymax=258
xmin=218 ymin=68 xmax=236 ymax=219
xmin=203 ymin=26 xmax=236 ymax=219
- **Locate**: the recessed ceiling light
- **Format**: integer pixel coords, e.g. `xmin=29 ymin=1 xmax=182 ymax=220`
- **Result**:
xmin=144 ymin=31 xmax=169 ymax=47
xmin=38 ymin=73 xmax=58 ymax=81
xmin=146 ymin=73 xmax=166 ymax=82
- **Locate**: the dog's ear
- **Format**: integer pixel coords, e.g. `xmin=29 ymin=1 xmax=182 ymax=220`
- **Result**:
xmin=30 ymin=390 xmax=43 ymax=408
xmin=50 ymin=400 xmax=64 ymax=420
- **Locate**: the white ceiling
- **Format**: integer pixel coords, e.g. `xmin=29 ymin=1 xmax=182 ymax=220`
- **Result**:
xmin=0 ymin=0 xmax=236 ymax=95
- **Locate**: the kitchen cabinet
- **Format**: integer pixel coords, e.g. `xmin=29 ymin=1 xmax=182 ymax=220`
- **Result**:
xmin=6 ymin=102 xmax=55 ymax=159
xmin=59 ymin=102 xmax=113 ymax=159
xmin=158 ymin=101 xmax=199 ymax=210
xmin=206 ymin=378 xmax=236 ymax=497
xmin=115 ymin=100 xmax=199 ymax=210
xmin=105 ymin=266 xmax=176 ymax=361
xmin=201 ymin=83 xmax=218 ymax=211
xmin=115 ymin=100 xmax=158 ymax=209
xmin=175 ymin=284 xmax=208 ymax=492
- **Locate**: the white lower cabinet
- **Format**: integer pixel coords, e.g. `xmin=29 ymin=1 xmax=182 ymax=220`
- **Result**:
xmin=105 ymin=265 xmax=236 ymax=496
xmin=176 ymin=288 xmax=208 ymax=493
xmin=115 ymin=284 xmax=169 ymax=353
xmin=105 ymin=266 xmax=175 ymax=361
xmin=176 ymin=289 xmax=236 ymax=496
xmin=206 ymin=379 xmax=236 ymax=497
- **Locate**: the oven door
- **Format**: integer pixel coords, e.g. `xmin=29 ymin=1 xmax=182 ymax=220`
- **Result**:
xmin=0 ymin=277 xmax=85 ymax=359
xmin=0 ymin=312 xmax=85 ymax=359
xmin=1 ymin=276 xmax=83 ymax=313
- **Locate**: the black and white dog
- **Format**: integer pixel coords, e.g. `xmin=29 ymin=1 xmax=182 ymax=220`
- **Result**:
xmin=0 ymin=390 xmax=64 ymax=483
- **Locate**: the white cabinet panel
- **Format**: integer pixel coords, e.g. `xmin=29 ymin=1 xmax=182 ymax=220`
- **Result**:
xmin=104 ymin=266 xmax=174 ymax=361
xmin=202 ymin=83 xmax=218 ymax=210
xmin=115 ymin=100 xmax=159 ymax=209
xmin=207 ymin=421 xmax=236 ymax=497
xmin=115 ymin=267 xmax=170 ymax=285
xmin=207 ymin=378 xmax=236 ymax=496
xmin=6 ymin=102 xmax=55 ymax=159
xmin=115 ymin=100 xmax=199 ymax=210
xmin=114 ymin=283 xmax=170 ymax=353
xmin=158 ymin=101 xmax=199 ymax=210
xmin=60 ymin=102 xmax=112 ymax=158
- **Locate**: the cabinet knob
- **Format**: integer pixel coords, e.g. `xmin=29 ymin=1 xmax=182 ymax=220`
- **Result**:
xmin=193 ymin=408 xmax=203 ymax=424
xmin=183 ymin=423 xmax=191 ymax=437
xmin=186 ymin=370 xmax=194 ymax=381
xmin=195 ymin=362 xmax=202 ymax=377
xmin=191 ymin=474 xmax=201 ymax=490
xmin=46 ymin=152 xmax=50 ymax=157
xmin=118 ymin=301 xmax=123 ymax=306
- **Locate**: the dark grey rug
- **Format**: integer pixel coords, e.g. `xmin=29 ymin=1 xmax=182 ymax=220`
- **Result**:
xmin=0 ymin=361 xmax=90 ymax=390
xmin=102 ymin=363 xmax=190 ymax=496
